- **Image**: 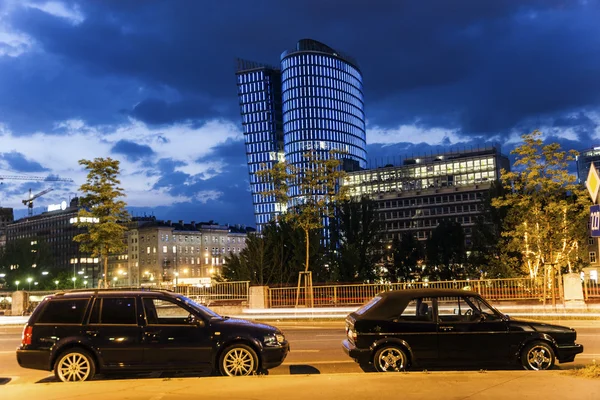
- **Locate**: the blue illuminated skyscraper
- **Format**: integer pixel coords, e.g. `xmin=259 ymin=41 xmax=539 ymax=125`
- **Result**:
xmin=236 ymin=39 xmax=366 ymax=231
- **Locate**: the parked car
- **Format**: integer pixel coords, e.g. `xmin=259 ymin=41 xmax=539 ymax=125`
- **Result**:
xmin=342 ymin=288 xmax=583 ymax=371
xmin=17 ymin=289 xmax=289 ymax=382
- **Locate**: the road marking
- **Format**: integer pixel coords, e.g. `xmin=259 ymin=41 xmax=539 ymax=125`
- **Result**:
xmin=291 ymin=350 xmax=320 ymax=353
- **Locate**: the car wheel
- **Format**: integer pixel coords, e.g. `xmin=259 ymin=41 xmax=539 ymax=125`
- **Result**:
xmin=54 ymin=348 xmax=96 ymax=382
xmin=219 ymin=344 xmax=259 ymax=376
xmin=373 ymin=345 xmax=408 ymax=372
xmin=521 ymin=341 xmax=555 ymax=370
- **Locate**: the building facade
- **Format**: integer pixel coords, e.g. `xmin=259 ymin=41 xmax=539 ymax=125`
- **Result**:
xmin=344 ymin=147 xmax=510 ymax=245
xmin=576 ymin=147 xmax=600 ymax=281
xmin=124 ymin=220 xmax=252 ymax=287
xmin=236 ymin=39 xmax=366 ymax=230
xmin=0 ymin=207 xmax=14 ymax=248
xmin=4 ymin=198 xmax=101 ymax=286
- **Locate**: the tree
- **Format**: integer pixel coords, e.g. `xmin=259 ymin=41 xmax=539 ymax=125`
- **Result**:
xmin=467 ymin=181 xmax=520 ymax=278
xmin=329 ymin=197 xmax=383 ymax=282
xmin=387 ymin=233 xmax=425 ymax=282
xmin=425 ymin=219 xmax=467 ymax=280
xmin=74 ymin=158 xmax=130 ymax=288
xmin=256 ymin=149 xmax=349 ymax=274
xmin=492 ymin=131 xmax=590 ymax=279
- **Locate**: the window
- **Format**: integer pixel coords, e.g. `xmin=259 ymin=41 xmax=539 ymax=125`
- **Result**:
xmin=37 ymin=299 xmax=89 ymax=324
xmin=589 ymin=237 xmax=595 ymax=245
xmin=398 ymin=298 xmax=433 ymax=321
xmin=93 ymin=297 xmax=137 ymax=325
xmin=143 ymin=298 xmax=192 ymax=325
xmin=590 ymin=252 xmax=597 ymax=263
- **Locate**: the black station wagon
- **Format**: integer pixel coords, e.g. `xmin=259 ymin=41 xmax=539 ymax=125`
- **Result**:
xmin=17 ymin=289 xmax=289 ymax=382
xmin=342 ymin=289 xmax=583 ymax=372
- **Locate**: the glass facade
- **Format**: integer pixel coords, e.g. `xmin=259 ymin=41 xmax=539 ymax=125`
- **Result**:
xmin=236 ymin=61 xmax=284 ymax=230
xmin=343 ymin=147 xmax=510 ymax=245
xmin=281 ymin=39 xmax=366 ymax=199
xmin=577 ymin=148 xmax=600 ymax=184
xmin=236 ymin=40 xmax=366 ymax=230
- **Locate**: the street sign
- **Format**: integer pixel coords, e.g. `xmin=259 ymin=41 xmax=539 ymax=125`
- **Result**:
xmin=591 ymin=205 xmax=600 ymax=237
xmin=586 ymin=162 xmax=600 ymax=203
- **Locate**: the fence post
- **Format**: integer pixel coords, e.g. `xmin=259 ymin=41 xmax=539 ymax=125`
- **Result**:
xmin=333 ymin=286 xmax=337 ymax=306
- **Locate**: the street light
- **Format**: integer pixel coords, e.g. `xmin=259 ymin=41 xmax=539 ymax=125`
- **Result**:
xmin=27 ymin=277 xmax=33 ymax=291
xmin=15 ymin=280 xmax=20 ymax=290
xmin=84 ymin=280 xmax=88 ymax=288
xmin=42 ymin=271 xmax=49 ymax=276
xmin=71 ymin=276 xmax=76 ymax=289
xmin=54 ymin=280 xmax=59 ymax=290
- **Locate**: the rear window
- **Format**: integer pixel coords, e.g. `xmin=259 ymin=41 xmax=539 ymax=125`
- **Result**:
xmin=37 ymin=299 xmax=89 ymax=324
xmin=355 ymin=296 xmax=382 ymax=316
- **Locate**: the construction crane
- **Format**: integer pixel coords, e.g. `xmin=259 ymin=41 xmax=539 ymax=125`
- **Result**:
xmin=0 ymin=175 xmax=73 ymax=183
xmin=22 ymin=188 xmax=54 ymax=216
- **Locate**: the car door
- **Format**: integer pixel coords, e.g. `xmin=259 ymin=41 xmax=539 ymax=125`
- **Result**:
xmin=386 ymin=297 xmax=438 ymax=364
xmin=86 ymin=296 xmax=145 ymax=367
xmin=436 ymin=295 xmax=509 ymax=365
xmin=141 ymin=296 xmax=213 ymax=368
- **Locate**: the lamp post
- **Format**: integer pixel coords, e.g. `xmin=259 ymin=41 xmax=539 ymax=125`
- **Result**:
xmin=15 ymin=280 xmax=20 ymax=291
xmin=71 ymin=276 xmax=76 ymax=289
xmin=27 ymin=277 xmax=33 ymax=291
xmin=54 ymin=280 xmax=59 ymax=290
xmin=173 ymin=245 xmax=178 ymax=289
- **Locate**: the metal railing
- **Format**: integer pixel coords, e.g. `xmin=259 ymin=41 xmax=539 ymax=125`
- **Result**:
xmin=268 ymin=277 xmax=554 ymax=308
xmin=171 ymin=281 xmax=250 ymax=305
xmin=584 ymin=279 xmax=600 ymax=299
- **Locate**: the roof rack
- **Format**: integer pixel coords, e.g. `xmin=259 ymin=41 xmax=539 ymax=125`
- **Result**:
xmin=54 ymin=287 xmax=175 ymax=296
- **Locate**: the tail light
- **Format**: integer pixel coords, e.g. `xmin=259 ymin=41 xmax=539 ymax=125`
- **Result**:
xmin=21 ymin=325 xmax=33 ymax=346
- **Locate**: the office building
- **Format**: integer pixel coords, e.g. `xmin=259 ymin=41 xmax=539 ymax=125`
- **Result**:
xmin=575 ymin=147 xmax=600 ymax=281
xmin=343 ymin=147 xmax=510 ymax=246
xmin=0 ymin=207 xmax=14 ymax=248
xmin=236 ymin=39 xmax=366 ymax=231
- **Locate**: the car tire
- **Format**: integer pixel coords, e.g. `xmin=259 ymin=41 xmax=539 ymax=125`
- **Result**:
xmin=54 ymin=348 xmax=96 ymax=382
xmin=521 ymin=341 xmax=555 ymax=370
xmin=218 ymin=344 xmax=259 ymax=376
xmin=373 ymin=345 xmax=409 ymax=372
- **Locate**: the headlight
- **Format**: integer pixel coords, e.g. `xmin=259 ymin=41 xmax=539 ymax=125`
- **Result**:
xmin=263 ymin=333 xmax=285 ymax=347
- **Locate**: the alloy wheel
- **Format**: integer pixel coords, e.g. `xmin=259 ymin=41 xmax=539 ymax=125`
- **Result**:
xmin=222 ymin=347 xmax=256 ymax=376
xmin=57 ymin=352 xmax=92 ymax=382
xmin=376 ymin=347 xmax=407 ymax=372
xmin=525 ymin=345 xmax=553 ymax=370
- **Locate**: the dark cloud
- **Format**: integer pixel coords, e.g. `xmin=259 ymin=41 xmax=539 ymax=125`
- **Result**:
xmin=2 ymin=0 xmax=600 ymax=227
xmin=0 ymin=151 xmax=49 ymax=172
xmin=129 ymin=97 xmax=213 ymax=125
xmin=111 ymin=140 xmax=155 ymax=162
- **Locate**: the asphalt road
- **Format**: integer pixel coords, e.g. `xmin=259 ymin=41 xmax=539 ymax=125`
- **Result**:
xmin=1 ymin=320 xmax=599 ymax=385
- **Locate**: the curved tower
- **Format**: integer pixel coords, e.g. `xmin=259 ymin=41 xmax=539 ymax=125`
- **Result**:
xmin=280 ymin=39 xmax=367 ymax=198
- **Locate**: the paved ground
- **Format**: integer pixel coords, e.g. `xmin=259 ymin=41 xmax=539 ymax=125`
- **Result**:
xmin=1 ymin=371 xmax=599 ymax=400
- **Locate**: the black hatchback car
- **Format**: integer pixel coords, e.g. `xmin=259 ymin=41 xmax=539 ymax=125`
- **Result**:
xmin=342 ymin=289 xmax=583 ymax=372
xmin=17 ymin=289 xmax=289 ymax=382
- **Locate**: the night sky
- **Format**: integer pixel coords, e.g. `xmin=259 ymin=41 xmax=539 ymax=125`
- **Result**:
xmin=0 ymin=0 xmax=599 ymax=227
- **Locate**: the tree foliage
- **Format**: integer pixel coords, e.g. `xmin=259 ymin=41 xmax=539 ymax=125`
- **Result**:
xmin=256 ymin=149 xmax=349 ymax=274
xmin=386 ymin=233 xmax=425 ymax=282
xmin=74 ymin=157 xmax=130 ymax=288
xmin=492 ymin=131 xmax=590 ymax=278
xmin=425 ymin=219 xmax=467 ymax=280
xmin=328 ymin=197 xmax=383 ymax=282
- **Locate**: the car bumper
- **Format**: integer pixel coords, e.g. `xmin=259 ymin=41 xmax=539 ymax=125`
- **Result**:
xmin=342 ymin=339 xmax=371 ymax=365
xmin=261 ymin=342 xmax=290 ymax=369
xmin=16 ymin=349 xmax=51 ymax=371
xmin=556 ymin=343 xmax=584 ymax=363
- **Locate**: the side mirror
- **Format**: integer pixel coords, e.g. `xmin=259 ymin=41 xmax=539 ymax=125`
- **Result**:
xmin=188 ymin=314 xmax=205 ymax=327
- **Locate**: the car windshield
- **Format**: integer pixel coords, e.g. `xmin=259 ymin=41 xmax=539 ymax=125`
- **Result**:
xmin=177 ymin=295 xmax=223 ymax=319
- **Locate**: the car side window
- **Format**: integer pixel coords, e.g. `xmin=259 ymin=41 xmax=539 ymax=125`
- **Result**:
xmin=397 ymin=298 xmax=433 ymax=321
xmin=95 ymin=297 xmax=137 ymax=325
xmin=143 ymin=298 xmax=193 ymax=325
xmin=437 ymin=296 xmax=475 ymax=322
xmin=37 ymin=299 xmax=89 ymax=324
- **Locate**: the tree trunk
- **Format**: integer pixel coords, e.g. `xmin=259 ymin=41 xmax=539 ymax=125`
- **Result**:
xmin=304 ymin=229 xmax=310 ymax=272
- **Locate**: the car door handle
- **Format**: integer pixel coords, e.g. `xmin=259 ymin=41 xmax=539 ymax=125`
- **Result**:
xmin=439 ymin=326 xmax=454 ymax=332
xmin=85 ymin=330 xmax=98 ymax=336
xmin=145 ymin=331 xmax=161 ymax=340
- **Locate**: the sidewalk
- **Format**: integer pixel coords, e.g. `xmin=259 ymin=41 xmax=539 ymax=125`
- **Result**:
xmin=1 ymin=371 xmax=599 ymax=400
